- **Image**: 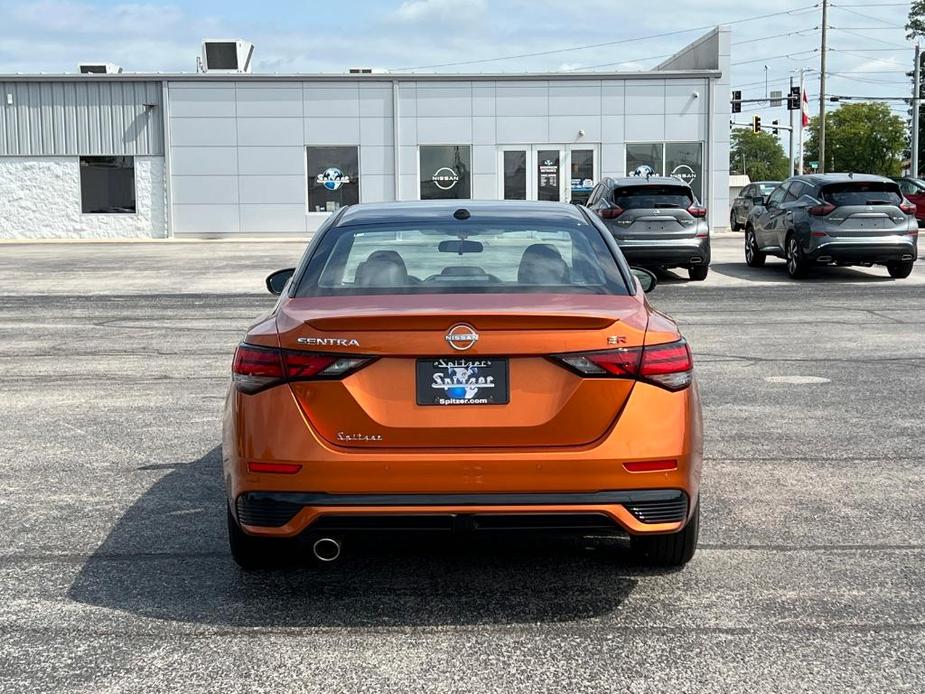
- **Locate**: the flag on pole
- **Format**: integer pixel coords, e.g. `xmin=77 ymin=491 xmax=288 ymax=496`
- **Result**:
xmin=801 ymin=86 xmax=810 ymax=127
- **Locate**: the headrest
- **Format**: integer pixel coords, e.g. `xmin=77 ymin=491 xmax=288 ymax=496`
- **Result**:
xmin=517 ymin=244 xmax=570 ymax=284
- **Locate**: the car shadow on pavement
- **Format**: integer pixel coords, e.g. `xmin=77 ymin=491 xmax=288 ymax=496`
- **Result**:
xmin=708 ymin=261 xmax=896 ymax=283
xmin=68 ymin=446 xmax=646 ymax=628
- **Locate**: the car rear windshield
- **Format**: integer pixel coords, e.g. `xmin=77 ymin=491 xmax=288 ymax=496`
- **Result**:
xmin=822 ymin=182 xmax=902 ymax=207
xmin=758 ymin=183 xmax=778 ymax=195
xmin=294 ymin=220 xmax=630 ymax=296
xmin=612 ymin=185 xmax=694 ymax=210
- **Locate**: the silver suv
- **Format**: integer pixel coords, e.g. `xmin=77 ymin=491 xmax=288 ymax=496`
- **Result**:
xmin=745 ymin=174 xmax=918 ymax=279
xmin=586 ymin=176 xmax=711 ymax=281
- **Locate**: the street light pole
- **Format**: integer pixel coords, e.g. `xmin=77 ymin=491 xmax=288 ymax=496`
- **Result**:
xmin=913 ymin=43 xmax=921 ymax=178
xmin=789 ymin=74 xmax=796 ymax=175
xmin=818 ymin=0 xmax=828 ymax=173
xmin=798 ymin=68 xmax=806 ymax=175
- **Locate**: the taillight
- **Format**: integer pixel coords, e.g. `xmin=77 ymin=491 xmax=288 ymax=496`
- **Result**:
xmin=232 ymin=344 xmax=284 ymax=394
xmin=232 ymin=343 xmax=373 ymax=394
xmin=555 ymin=348 xmax=641 ymax=377
xmin=899 ymin=199 xmax=916 ymax=215
xmin=551 ymin=338 xmax=693 ymax=391
xmin=600 ymin=206 xmax=624 ymax=219
xmin=639 ymin=340 xmax=694 ymax=390
xmin=809 ymin=202 xmax=836 ymax=216
xmin=687 ymin=204 xmax=707 ymax=218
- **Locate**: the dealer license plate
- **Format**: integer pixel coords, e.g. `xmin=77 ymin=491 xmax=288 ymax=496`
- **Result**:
xmin=416 ymin=357 xmax=509 ymax=406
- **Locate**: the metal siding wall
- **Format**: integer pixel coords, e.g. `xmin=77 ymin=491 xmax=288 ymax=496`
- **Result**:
xmin=0 ymin=80 xmax=164 ymax=155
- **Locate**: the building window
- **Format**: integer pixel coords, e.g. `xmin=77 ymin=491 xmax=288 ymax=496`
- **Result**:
xmin=79 ymin=156 xmax=135 ymax=214
xmin=625 ymin=143 xmax=664 ymax=178
xmin=666 ymin=142 xmax=704 ymax=201
xmin=307 ymin=146 xmax=359 ymax=212
xmin=625 ymin=142 xmax=705 ymax=201
xmin=420 ymin=145 xmax=471 ymax=200
xmin=569 ymin=148 xmax=595 ymax=205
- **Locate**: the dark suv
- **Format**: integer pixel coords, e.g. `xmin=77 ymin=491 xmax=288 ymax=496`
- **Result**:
xmin=745 ymin=174 xmax=918 ymax=279
xmin=586 ymin=176 xmax=710 ymax=281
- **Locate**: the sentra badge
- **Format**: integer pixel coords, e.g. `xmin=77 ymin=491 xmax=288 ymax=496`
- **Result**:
xmin=444 ymin=324 xmax=479 ymax=351
xmin=297 ymin=337 xmax=360 ymax=347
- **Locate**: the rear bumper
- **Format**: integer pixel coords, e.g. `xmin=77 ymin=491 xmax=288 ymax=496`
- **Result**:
xmin=616 ymin=238 xmax=711 ymax=267
xmin=235 ymin=489 xmax=691 ymax=537
xmin=807 ymin=236 xmax=917 ymax=263
xmin=223 ymin=379 xmax=704 ymax=538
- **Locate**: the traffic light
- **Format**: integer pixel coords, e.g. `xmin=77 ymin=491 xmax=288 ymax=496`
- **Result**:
xmin=787 ymin=86 xmax=800 ymax=110
xmin=752 ymin=115 xmax=761 ymax=133
xmin=732 ymin=90 xmax=742 ymax=113
xmin=772 ymin=119 xmax=779 ymax=132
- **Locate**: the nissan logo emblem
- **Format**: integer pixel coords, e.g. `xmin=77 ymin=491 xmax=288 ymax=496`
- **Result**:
xmin=445 ymin=323 xmax=479 ymax=351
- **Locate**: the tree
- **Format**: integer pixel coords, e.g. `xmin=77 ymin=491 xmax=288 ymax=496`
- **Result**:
xmin=907 ymin=0 xmax=925 ymax=39
xmin=729 ymin=129 xmax=790 ymax=181
xmin=804 ymin=102 xmax=907 ymax=176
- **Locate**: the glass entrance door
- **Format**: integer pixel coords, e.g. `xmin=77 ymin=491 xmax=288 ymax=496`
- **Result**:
xmin=498 ymin=145 xmax=598 ymax=202
xmin=536 ymin=149 xmax=561 ymax=201
xmin=501 ymin=149 xmax=529 ymax=200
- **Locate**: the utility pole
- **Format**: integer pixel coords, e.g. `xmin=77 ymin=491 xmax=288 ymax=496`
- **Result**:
xmin=798 ymin=68 xmax=806 ymax=175
xmin=913 ymin=43 xmax=921 ymax=178
xmin=789 ymin=75 xmax=796 ymax=175
xmin=818 ymin=0 xmax=828 ymax=173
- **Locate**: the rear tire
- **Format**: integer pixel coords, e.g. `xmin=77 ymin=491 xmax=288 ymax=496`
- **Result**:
xmin=887 ymin=260 xmax=914 ymax=279
xmin=227 ymin=505 xmax=276 ymax=570
xmin=786 ymin=234 xmax=809 ymax=279
xmin=745 ymin=228 xmax=766 ymax=267
xmin=687 ymin=265 xmax=709 ymax=281
xmin=730 ymin=210 xmax=741 ymax=231
xmin=630 ymin=503 xmax=699 ymax=568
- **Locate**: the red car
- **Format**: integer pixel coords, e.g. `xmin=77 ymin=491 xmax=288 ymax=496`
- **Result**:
xmin=894 ymin=178 xmax=925 ymax=227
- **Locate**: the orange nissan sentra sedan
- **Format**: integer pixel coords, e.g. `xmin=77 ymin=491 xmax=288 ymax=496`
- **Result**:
xmin=223 ymin=200 xmax=702 ymax=569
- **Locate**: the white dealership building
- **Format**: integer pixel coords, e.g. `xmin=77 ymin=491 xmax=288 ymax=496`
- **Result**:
xmin=0 ymin=27 xmax=730 ymax=239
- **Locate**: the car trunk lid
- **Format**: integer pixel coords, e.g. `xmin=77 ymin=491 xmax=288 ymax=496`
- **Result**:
xmin=608 ymin=184 xmax=699 ymax=241
xmin=820 ymin=181 xmax=908 ymax=238
xmin=276 ymin=294 xmax=650 ymax=450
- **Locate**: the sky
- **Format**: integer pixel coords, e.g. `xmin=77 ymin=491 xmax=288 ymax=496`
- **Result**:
xmin=0 ymin=0 xmax=914 ymax=126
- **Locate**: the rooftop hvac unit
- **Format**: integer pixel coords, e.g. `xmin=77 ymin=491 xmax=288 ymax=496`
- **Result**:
xmin=78 ymin=63 xmax=123 ymax=74
xmin=200 ymin=39 xmax=254 ymax=73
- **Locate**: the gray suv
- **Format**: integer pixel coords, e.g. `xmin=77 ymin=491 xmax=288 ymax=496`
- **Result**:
xmin=586 ymin=176 xmax=711 ymax=281
xmin=745 ymin=174 xmax=918 ymax=279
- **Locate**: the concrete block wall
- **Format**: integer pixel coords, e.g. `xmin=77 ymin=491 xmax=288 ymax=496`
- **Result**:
xmin=0 ymin=156 xmax=166 ymax=239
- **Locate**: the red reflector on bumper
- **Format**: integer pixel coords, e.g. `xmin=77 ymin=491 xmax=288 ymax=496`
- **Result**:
xmin=247 ymin=462 xmax=302 ymax=474
xmin=623 ymin=459 xmax=678 ymax=473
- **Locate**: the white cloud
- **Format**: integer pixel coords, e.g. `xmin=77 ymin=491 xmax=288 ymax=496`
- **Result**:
xmin=393 ymin=0 xmax=486 ymax=23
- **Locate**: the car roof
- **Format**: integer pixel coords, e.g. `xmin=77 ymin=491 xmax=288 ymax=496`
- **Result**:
xmin=604 ymin=176 xmax=692 ymax=188
xmin=335 ymin=200 xmax=589 ymax=227
xmin=790 ymin=173 xmax=895 ymax=186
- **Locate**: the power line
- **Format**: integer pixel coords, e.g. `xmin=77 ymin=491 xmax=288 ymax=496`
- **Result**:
xmin=831 ymin=28 xmax=910 ymax=48
xmin=389 ymin=3 xmax=820 ymax=71
xmin=831 ymin=5 xmax=906 ymax=27
xmin=732 ymin=49 xmax=819 ymax=67
xmin=569 ymin=28 xmax=821 ymax=72
xmin=832 ymin=47 xmax=914 ymax=52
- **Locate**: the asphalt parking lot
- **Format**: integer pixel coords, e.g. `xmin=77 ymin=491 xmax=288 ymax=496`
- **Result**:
xmin=1 ymin=236 xmax=923 ymax=693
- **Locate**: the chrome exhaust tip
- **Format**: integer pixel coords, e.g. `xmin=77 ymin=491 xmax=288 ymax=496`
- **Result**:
xmin=901 ymin=254 xmax=914 ymax=261
xmin=817 ymin=255 xmax=833 ymax=263
xmin=312 ymin=537 xmax=341 ymax=562
xmin=689 ymin=257 xmax=702 ymax=264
